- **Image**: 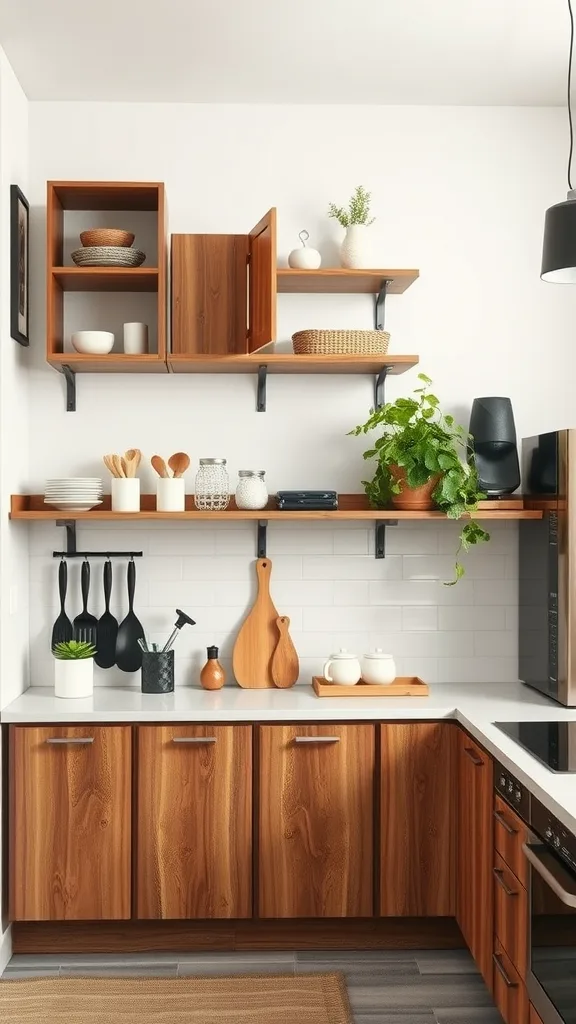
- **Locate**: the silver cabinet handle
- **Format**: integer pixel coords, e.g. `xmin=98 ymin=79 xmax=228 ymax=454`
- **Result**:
xmin=523 ymin=842 xmax=576 ymax=907
xmin=46 ymin=737 xmax=94 ymax=745
xmin=493 ymin=867 xmax=519 ymax=897
xmin=464 ymin=745 xmax=483 ymax=767
xmin=294 ymin=736 xmax=341 ymax=744
xmin=494 ymin=809 xmax=518 ymax=835
xmin=492 ymin=953 xmax=517 ymax=989
xmin=172 ymin=737 xmax=217 ymax=744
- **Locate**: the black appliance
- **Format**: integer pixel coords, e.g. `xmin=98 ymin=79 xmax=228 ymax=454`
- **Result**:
xmin=495 ymin=722 xmax=576 ymax=773
xmin=494 ymin=758 xmax=531 ymax=817
xmin=469 ymin=397 xmax=520 ymax=496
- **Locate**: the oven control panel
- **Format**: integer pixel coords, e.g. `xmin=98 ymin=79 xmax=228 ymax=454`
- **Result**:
xmin=532 ymin=797 xmax=576 ymax=873
xmin=495 ymin=760 xmax=530 ymax=821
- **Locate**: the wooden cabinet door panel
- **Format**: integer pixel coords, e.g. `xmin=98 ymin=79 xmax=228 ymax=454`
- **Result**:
xmin=493 ymin=941 xmax=529 ymax=1024
xmin=529 ymin=1007 xmax=545 ymax=1024
xmin=380 ymin=723 xmax=455 ymax=916
xmin=10 ymin=725 xmax=131 ymax=921
xmin=248 ymin=209 xmax=277 ymax=352
xmin=258 ymin=724 xmax=374 ymax=918
xmin=494 ymin=794 xmax=529 ymax=888
xmin=171 ymin=234 xmax=249 ymax=355
xmin=137 ymin=725 xmax=252 ymax=919
xmin=494 ymin=851 xmax=528 ymax=979
xmin=456 ymin=730 xmax=494 ymax=989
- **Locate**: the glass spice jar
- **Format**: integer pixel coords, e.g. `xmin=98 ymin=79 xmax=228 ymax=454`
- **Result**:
xmin=235 ymin=470 xmax=268 ymax=510
xmin=194 ymin=458 xmax=230 ymax=510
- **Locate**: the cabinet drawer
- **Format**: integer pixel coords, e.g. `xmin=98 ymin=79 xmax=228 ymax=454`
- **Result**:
xmin=494 ymin=795 xmax=529 ymax=887
xmin=494 ymin=851 xmax=527 ymax=979
xmin=493 ymin=941 xmax=529 ymax=1024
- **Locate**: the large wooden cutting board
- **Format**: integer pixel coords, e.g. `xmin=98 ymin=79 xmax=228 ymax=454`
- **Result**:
xmin=233 ymin=558 xmax=279 ymax=688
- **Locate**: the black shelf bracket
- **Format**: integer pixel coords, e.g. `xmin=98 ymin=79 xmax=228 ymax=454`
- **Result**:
xmin=375 ymin=279 xmax=390 ymax=331
xmin=53 ymin=519 xmax=143 ymax=559
xmin=257 ymin=519 xmax=268 ymax=558
xmin=375 ymin=519 xmax=398 ymax=559
xmin=374 ymin=366 xmax=389 ymax=410
xmin=256 ymin=365 xmax=267 ymax=412
xmin=61 ymin=364 xmax=76 ymax=412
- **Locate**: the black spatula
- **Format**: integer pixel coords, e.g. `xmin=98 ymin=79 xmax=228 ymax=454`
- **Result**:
xmin=51 ymin=559 xmax=73 ymax=649
xmin=95 ymin=560 xmax=118 ymax=669
xmin=73 ymin=559 xmax=98 ymax=646
xmin=116 ymin=559 xmax=145 ymax=672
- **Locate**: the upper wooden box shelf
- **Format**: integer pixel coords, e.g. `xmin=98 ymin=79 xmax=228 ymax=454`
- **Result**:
xmin=276 ymin=269 xmax=419 ymax=295
xmin=51 ymin=267 xmax=158 ymax=293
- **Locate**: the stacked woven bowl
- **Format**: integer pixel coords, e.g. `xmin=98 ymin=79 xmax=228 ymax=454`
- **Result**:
xmin=71 ymin=228 xmax=146 ymax=268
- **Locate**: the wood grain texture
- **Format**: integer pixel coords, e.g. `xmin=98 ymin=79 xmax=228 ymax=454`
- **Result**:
xmin=51 ymin=268 xmax=158 ymax=291
xmin=50 ymin=181 xmax=162 ymax=211
xmin=10 ymin=725 xmax=131 ymax=921
xmin=313 ymin=677 xmax=429 ymax=697
xmin=493 ymin=940 xmax=529 ymax=1024
xmin=271 ymin=616 xmax=299 ymax=688
xmin=379 ymin=723 xmax=455 ymax=916
xmin=258 ymin=724 xmax=375 ymax=918
xmin=169 ymin=353 xmax=419 ymax=374
xmin=493 ymin=851 xmax=528 ymax=980
xmin=494 ymin=794 xmax=529 ymax=888
xmin=276 ymin=268 xmax=419 ymax=294
xmin=156 ymin=183 xmax=167 ymax=362
xmin=248 ymin=208 xmax=277 ymax=351
xmin=46 ymin=354 xmax=168 ymax=373
xmin=456 ymin=729 xmax=494 ymax=991
xmin=233 ymin=559 xmax=279 ymax=688
xmin=529 ymin=1006 xmax=545 ymax=1024
xmin=171 ymin=235 xmax=249 ymax=355
xmin=136 ymin=725 xmax=252 ymax=919
xmin=46 ymin=186 xmax=64 ymax=357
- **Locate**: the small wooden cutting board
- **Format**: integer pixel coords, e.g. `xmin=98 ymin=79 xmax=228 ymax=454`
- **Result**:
xmin=271 ymin=616 xmax=299 ymax=688
xmin=233 ymin=558 xmax=279 ymax=688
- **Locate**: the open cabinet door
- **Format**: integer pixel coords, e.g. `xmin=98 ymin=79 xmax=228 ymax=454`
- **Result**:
xmin=248 ymin=208 xmax=277 ymax=352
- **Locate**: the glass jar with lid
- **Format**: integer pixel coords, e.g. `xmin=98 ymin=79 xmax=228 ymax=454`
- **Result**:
xmin=235 ymin=470 xmax=268 ymax=510
xmin=194 ymin=458 xmax=230 ymax=510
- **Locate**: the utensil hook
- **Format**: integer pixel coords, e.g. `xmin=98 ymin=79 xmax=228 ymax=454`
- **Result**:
xmin=52 ymin=520 xmax=144 ymax=559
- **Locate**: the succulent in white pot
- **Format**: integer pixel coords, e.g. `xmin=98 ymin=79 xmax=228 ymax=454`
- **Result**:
xmin=53 ymin=640 xmax=96 ymax=698
xmin=328 ymin=185 xmax=375 ymax=268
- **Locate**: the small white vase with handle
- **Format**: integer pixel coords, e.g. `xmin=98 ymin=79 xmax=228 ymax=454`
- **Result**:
xmin=340 ymin=224 xmax=372 ymax=269
xmin=322 ymin=649 xmax=362 ymax=686
xmin=55 ymin=658 xmax=94 ymax=699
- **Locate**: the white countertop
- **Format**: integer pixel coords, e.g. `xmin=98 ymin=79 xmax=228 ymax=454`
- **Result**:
xmin=4 ymin=682 xmax=576 ymax=835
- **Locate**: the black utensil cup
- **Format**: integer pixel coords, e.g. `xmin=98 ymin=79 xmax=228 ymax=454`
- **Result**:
xmin=141 ymin=651 xmax=174 ymax=693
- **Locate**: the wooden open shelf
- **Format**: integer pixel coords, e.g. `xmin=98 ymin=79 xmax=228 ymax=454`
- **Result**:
xmin=168 ymin=354 xmax=419 ymax=375
xmin=51 ymin=267 xmax=158 ymax=293
xmin=46 ymin=353 xmax=168 ymax=374
xmin=10 ymin=494 xmax=543 ymax=522
xmin=276 ymin=269 xmax=419 ymax=294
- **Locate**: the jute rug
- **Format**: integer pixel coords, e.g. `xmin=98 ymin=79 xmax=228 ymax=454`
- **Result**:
xmin=0 ymin=972 xmax=352 ymax=1023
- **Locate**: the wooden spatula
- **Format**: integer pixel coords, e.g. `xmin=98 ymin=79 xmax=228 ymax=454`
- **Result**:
xmin=271 ymin=615 xmax=299 ymax=688
xmin=232 ymin=558 xmax=279 ymax=688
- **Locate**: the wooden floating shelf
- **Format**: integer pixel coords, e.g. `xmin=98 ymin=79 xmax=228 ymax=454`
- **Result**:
xmin=51 ymin=267 xmax=159 ymax=292
xmin=10 ymin=494 xmax=544 ymax=522
xmin=276 ymin=269 xmax=419 ymax=295
xmin=168 ymin=354 xmax=419 ymax=375
xmin=47 ymin=353 xmax=168 ymax=374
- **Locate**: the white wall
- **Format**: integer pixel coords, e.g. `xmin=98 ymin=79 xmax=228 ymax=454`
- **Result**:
xmin=22 ymin=102 xmax=575 ymax=690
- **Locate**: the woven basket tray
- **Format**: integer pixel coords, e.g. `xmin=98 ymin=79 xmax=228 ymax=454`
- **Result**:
xmin=292 ymin=329 xmax=390 ymax=355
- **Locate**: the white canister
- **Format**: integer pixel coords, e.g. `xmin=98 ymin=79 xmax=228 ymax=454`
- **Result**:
xmin=235 ymin=470 xmax=268 ymax=510
xmin=322 ymin=649 xmax=362 ymax=686
xmin=111 ymin=477 xmax=140 ymax=513
xmin=55 ymin=658 xmax=94 ymax=699
xmin=157 ymin=477 xmax=185 ymax=512
xmin=123 ymin=322 xmax=149 ymax=354
xmin=361 ymin=649 xmax=397 ymax=685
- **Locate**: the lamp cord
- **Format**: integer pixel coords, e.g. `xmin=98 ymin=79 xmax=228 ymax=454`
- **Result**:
xmin=568 ymin=0 xmax=574 ymax=189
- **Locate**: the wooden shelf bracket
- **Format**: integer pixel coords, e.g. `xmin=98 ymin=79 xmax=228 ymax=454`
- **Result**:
xmin=61 ymin=365 xmax=76 ymax=412
xmin=375 ymin=519 xmax=398 ymax=559
xmin=257 ymin=365 xmax=267 ymax=412
xmin=257 ymin=519 xmax=268 ymax=557
xmin=53 ymin=519 xmax=143 ymax=559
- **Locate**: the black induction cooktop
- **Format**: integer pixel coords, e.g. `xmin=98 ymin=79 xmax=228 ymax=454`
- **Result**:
xmin=495 ymin=721 xmax=576 ymax=773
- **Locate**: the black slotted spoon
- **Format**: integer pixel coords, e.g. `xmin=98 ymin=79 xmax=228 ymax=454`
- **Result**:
xmin=95 ymin=560 xmax=118 ymax=669
xmin=73 ymin=559 xmax=98 ymax=647
xmin=116 ymin=559 xmax=145 ymax=673
xmin=51 ymin=559 xmax=73 ymax=649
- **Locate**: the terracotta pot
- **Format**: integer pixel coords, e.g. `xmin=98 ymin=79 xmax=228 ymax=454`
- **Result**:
xmin=388 ymin=465 xmax=440 ymax=511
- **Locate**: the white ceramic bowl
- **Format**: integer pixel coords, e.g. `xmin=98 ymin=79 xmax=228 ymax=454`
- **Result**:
xmin=71 ymin=331 xmax=114 ymax=355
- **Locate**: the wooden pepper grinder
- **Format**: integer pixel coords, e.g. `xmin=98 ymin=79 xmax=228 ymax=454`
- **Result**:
xmin=200 ymin=646 xmax=225 ymax=690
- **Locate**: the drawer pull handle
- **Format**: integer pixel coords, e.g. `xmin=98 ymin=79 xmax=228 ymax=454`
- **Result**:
xmin=46 ymin=737 xmax=94 ymax=745
xmin=494 ymin=809 xmax=518 ymax=835
xmin=172 ymin=737 xmax=217 ymax=744
xmin=492 ymin=953 xmax=518 ymax=989
xmin=464 ymin=746 xmax=483 ymax=767
xmin=294 ymin=736 xmax=341 ymax=744
xmin=493 ymin=867 xmax=519 ymax=897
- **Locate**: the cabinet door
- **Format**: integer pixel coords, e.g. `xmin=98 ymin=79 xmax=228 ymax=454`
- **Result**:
xmin=529 ymin=1007 xmax=545 ymax=1024
xmin=10 ymin=725 xmax=131 ymax=921
xmin=258 ymin=724 xmax=374 ymax=918
xmin=493 ymin=940 xmax=529 ymax=1024
xmin=137 ymin=725 xmax=252 ymax=919
xmin=248 ymin=208 xmax=277 ymax=351
xmin=494 ymin=794 xmax=529 ymax=888
xmin=380 ymin=723 xmax=455 ymax=916
xmin=494 ymin=851 xmax=528 ymax=979
xmin=171 ymin=234 xmax=249 ymax=355
xmin=456 ymin=730 xmax=494 ymax=989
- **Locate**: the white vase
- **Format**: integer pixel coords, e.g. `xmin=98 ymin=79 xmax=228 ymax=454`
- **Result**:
xmin=340 ymin=224 xmax=371 ymax=269
xmin=55 ymin=658 xmax=94 ymax=699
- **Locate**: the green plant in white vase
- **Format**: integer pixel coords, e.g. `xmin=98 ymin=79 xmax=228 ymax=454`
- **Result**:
xmin=53 ymin=640 xmax=96 ymax=699
xmin=328 ymin=185 xmax=375 ymax=269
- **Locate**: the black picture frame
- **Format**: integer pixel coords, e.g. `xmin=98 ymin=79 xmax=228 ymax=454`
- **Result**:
xmin=10 ymin=184 xmax=29 ymax=346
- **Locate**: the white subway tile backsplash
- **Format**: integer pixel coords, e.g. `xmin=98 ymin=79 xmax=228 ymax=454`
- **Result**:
xmin=473 ymin=631 xmax=518 ymax=657
xmin=148 ymin=580 xmax=215 ymax=607
xmin=303 ymin=555 xmax=402 ymax=581
xmin=333 ymin=530 xmax=369 ymax=555
xmin=333 ymin=581 xmax=370 ymax=606
xmin=402 ymin=606 xmax=438 ymax=631
xmin=148 ymin=530 xmax=216 ymax=556
xmin=267 ymin=527 xmax=333 ymax=555
xmin=369 ymin=579 xmax=475 ymax=606
xmin=303 ymin=605 xmax=402 ymax=633
xmin=437 ymin=657 xmax=519 ymax=684
xmin=272 ymin=580 xmax=334 ymax=607
xmin=473 ymin=579 xmax=517 ymax=605
xmin=438 ymin=605 xmax=507 ymax=631
xmin=386 ymin=527 xmax=439 ymax=555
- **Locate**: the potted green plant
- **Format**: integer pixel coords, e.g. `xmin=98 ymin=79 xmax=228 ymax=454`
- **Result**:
xmin=349 ymin=373 xmax=490 ymax=583
xmin=328 ymin=185 xmax=375 ymax=269
xmin=53 ymin=640 xmax=96 ymax=698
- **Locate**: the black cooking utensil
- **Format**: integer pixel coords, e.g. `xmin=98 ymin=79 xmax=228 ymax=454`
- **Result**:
xmin=116 ymin=559 xmax=145 ymax=672
xmin=73 ymin=559 xmax=98 ymax=646
xmin=162 ymin=608 xmax=196 ymax=651
xmin=95 ymin=560 xmax=119 ymax=669
xmin=51 ymin=559 xmax=73 ymax=649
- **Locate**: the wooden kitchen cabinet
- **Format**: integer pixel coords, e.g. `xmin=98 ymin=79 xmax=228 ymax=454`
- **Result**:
xmin=493 ymin=940 xmax=529 ymax=1024
xmin=258 ymin=724 xmax=375 ymax=918
xmin=10 ymin=725 xmax=131 ymax=921
xmin=137 ymin=725 xmax=252 ymax=919
xmin=494 ymin=850 xmax=528 ymax=979
xmin=529 ymin=1007 xmax=545 ymax=1024
xmin=380 ymin=723 xmax=455 ymax=916
xmin=494 ymin=794 xmax=529 ymax=888
xmin=456 ymin=729 xmax=494 ymax=989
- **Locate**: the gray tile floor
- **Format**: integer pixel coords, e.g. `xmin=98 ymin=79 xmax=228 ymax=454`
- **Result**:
xmin=1 ymin=949 xmax=503 ymax=1024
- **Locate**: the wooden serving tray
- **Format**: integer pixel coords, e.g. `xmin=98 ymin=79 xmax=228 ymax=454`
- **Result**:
xmin=312 ymin=676 xmax=429 ymax=697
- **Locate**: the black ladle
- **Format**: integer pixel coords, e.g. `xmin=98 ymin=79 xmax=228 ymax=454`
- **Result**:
xmin=162 ymin=609 xmax=196 ymax=652
xmin=116 ymin=559 xmax=145 ymax=672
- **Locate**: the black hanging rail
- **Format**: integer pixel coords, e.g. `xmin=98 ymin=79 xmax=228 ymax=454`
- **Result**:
xmin=52 ymin=520 xmax=143 ymax=558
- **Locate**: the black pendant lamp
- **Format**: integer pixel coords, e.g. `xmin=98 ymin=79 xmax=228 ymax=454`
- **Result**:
xmin=541 ymin=0 xmax=576 ymax=282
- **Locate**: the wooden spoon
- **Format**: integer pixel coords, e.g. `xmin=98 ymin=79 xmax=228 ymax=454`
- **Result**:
xmin=271 ymin=616 xmax=300 ymax=688
xmin=151 ymin=455 xmax=169 ymax=479
xmin=168 ymin=452 xmax=190 ymax=478
xmin=103 ymin=454 xmax=120 ymax=478
xmin=112 ymin=454 xmax=126 ymax=478
xmin=124 ymin=448 xmax=142 ymax=478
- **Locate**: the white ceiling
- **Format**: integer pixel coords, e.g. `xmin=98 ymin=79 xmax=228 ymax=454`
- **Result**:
xmin=0 ymin=0 xmax=569 ymax=104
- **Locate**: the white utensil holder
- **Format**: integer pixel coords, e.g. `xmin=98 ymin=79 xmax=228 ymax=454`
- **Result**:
xmin=123 ymin=322 xmax=149 ymax=354
xmin=55 ymin=658 xmax=94 ymax=699
xmin=156 ymin=477 xmax=185 ymax=512
xmin=111 ymin=477 xmax=140 ymax=513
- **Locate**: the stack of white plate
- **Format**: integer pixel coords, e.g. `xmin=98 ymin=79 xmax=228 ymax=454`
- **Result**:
xmin=44 ymin=479 xmax=103 ymax=512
